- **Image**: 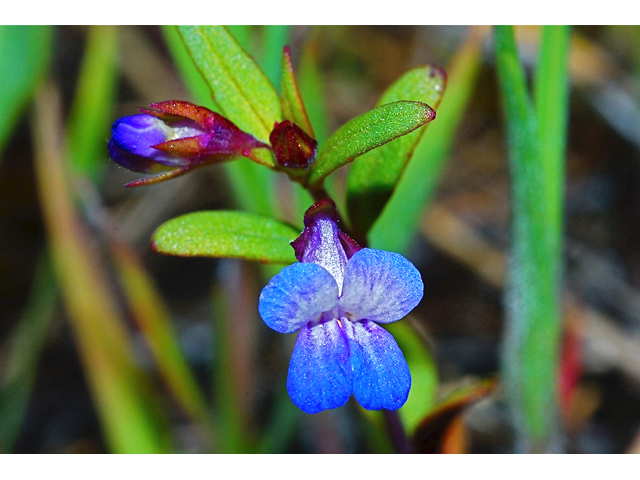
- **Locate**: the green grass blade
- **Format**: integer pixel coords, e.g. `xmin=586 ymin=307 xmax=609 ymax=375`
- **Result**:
xmin=33 ymin=84 xmax=170 ymax=454
xmin=260 ymin=25 xmax=292 ymax=89
xmin=346 ymin=65 xmax=446 ymax=239
xmin=369 ymin=29 xmax=483 ymax=253
xmin=298 ymin=35 xmax=329 ymax=146
xmin=495 ymin=25 xmax=567 ymax=452
xmin=66 ymin=26 xmax=118 ymax=182
xmin=307 ymin=101 xmax=436 ymax=188
xmin=111 ymin=244 xmax=211 ymax=425
xmin=0 ymin=256 xmax=56 ymax=452
xmin=534 ymin=26 xmax=570 ymax=242
xmin=0 ymin=25 xmax=53 ymax=159
xmin=151 ymin=210 xmax=299 ymax=264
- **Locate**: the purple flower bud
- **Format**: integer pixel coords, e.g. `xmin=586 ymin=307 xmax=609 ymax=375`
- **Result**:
xmin=291 ymin=198 xmax=362 ymax=275
xmin=108 ymin=100 xmax=269 ymax=186
xmin=269 ymin=120 xmax=317 ymax=169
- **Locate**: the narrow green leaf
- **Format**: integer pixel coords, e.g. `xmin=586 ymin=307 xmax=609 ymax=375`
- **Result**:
xmin=67 ymin=25 xmax=118 ymax=182
xmin=112 ymin=244 xmax=211 ymax=426
xmin=298 ymin=34 xmax=329 ymax=146
xmin=281 ymin=46 xmax=315 ymax=136
xmin=346 ymin=65 xmax=446 ymax=238
xmin=369 ymin=29 xmax=483 ymax=253
xmin=162 ymin=26 xmax=280 ymax=217
xmin=151 ymin=211 xmax=299 ymax=264
xmin=495 ymin=25 xmax=566 ymax=452
xmin=161 ymin=25 xmax=217 ymax=111
xmin=0 ymin=256 xmax=56 ymax=453
xmin=177 ymin=25 xmax=281 ymax=151
xmin=0 ymin=25 xmax=52 ymax=158
xmin=534 ymin=25 xmax=570 ymax=242
xmin=307 ymin=101 xmax=436 ymax=188
xmin=260 ymin=25 xmax=292 ymax=89
xmin=33 ymin=84 xmax=170 ymax=454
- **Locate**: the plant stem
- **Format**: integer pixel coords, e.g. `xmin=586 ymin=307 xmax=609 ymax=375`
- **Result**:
xmin=383 ymin=409 xmax=413 ymax=453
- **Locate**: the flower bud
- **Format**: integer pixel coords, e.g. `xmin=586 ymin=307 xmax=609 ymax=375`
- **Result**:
xmin=269 ymin=120 xmax=317 ymax=169
xmin=108 ymin=100 xmax=268 ymax=186
xmin=291 ymin=198 xmax=362 ymax=285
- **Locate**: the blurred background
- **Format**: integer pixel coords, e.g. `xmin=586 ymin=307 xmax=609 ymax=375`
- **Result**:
xmin=1 ymin=25 xmax=640 ymax=453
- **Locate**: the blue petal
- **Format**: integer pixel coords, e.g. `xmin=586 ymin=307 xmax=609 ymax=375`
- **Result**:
xmin=258 ymin=262 xmax=339 ymax=334
xmin=287 ymin=320 xmax=352 ymax=414
xmin=340 ymin=248 xmax=423 ymax=324
xmin=344 ymin=319 xmax=410 ymax=410
xmin=112 ymin=115 xmax=172 ymax=157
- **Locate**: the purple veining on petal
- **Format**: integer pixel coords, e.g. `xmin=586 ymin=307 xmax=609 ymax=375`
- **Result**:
xmin=300 ymin=212 xmax=348 ymax=292
xmin=290 ymin=198 xmax=361 ymax=292
xmin=343 ymin=319 xmax=411 ymax=411
xmin=258 ymin=262 xmax=339 ymax=334
xmin=340 ymin=248 xmax=424 ymax=324
xmin=287 ymin=320 xmax=352 ymax=414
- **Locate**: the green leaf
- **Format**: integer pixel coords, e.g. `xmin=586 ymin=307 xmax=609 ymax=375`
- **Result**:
xmin=369 ymin=29 xmax=483 ymax=254
xmin=0 ymin=25 xmax=52 ymax=158
xmin=298 ymin=33 xmax=329 ymax=145
xmin=307 ymin=100 xmax=436 ymax=188
xmin=177 ymin=25 xmax=281 ymax=154
xmin=162 ymin=25 xmax=217 ymax=111
xmin=67 ymin=25 xmax=118 ymax=182
xmin=162 ymin=26 xmax=280 ymax=217
xmin=151 ymin=211 xmax=300 ymax=264
xmin=346 ymin=65 xmax=446 ymax=238
xmin=281 ymin=46 xmax=315 ymax=137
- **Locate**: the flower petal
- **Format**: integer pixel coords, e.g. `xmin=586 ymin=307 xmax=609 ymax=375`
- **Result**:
xmin=340 ymin=248 xmax=423 ymax=324
xmin=258 ymin=262 xmax=338 ymax=334
xmin=287 ymin=320 xmax=352 ymax=414
xmin=344 ymin=319 xmax=411 ymax=410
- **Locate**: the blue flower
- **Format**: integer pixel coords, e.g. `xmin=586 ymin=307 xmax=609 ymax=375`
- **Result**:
xmin=258 ymin=199 xmax=424 ymax=414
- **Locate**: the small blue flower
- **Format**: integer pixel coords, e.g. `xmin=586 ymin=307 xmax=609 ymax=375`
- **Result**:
xmin=259 ymin=199 xmax=424 ymax=414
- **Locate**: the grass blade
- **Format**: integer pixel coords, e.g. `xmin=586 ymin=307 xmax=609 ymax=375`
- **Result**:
xmin=0 ymin=256 xmax=56 ymax=452
xmin=66 ymin=26 xmax=118 ymax=182
xmin=495 ymin=25 xmax=568 ymax=452
xmin=111 ymin=244 xmax=211 ymax=425
xmin=0 ymin=26 xmax=52 ymax=158
xmin=33 ymin=83 xmax=170 ymax=453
